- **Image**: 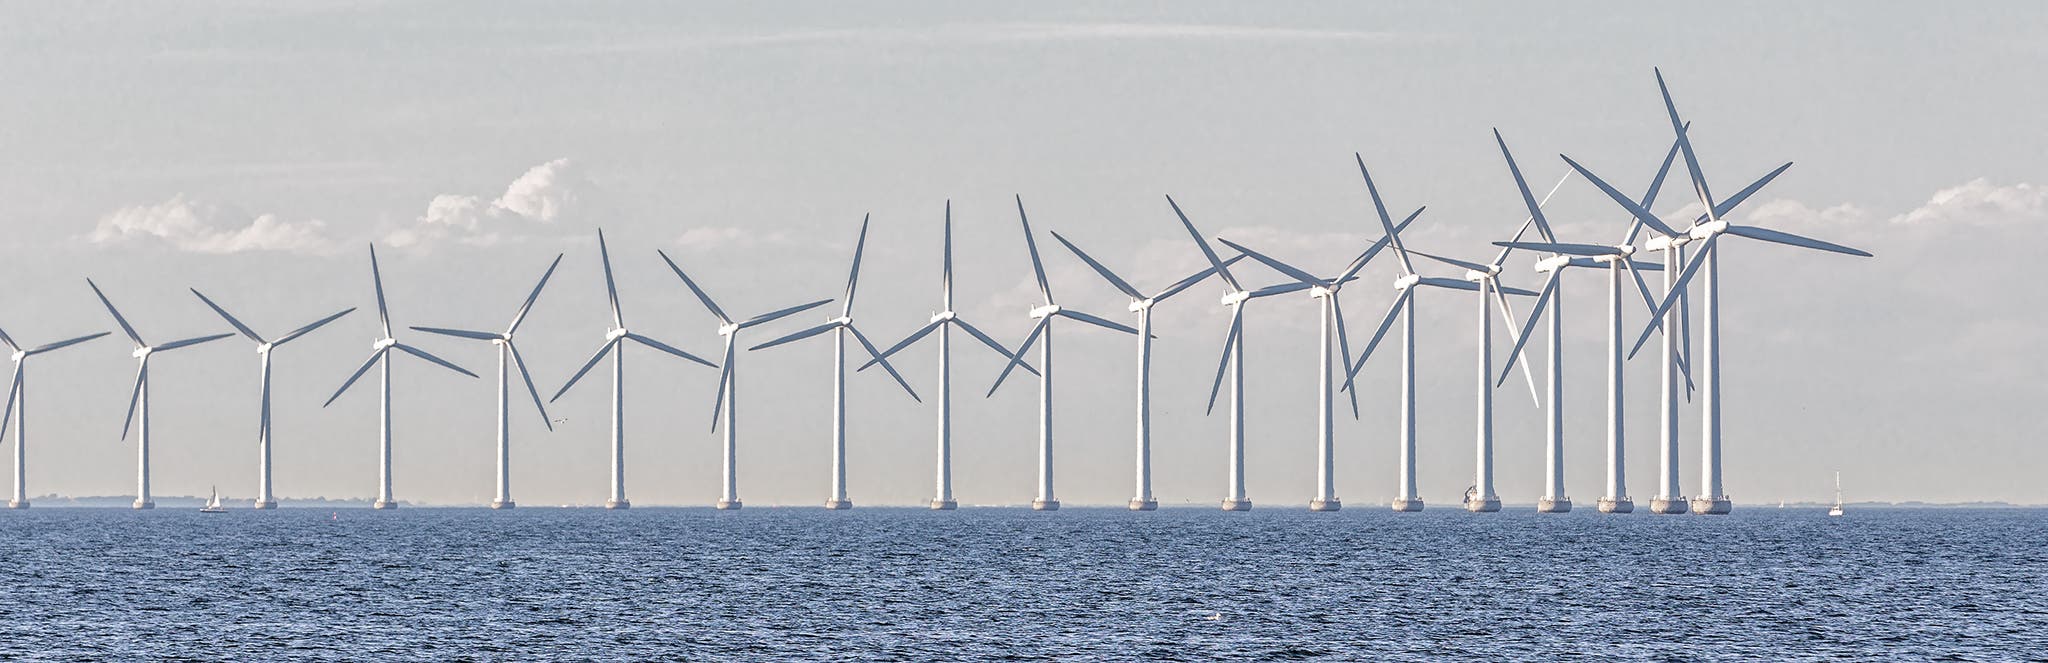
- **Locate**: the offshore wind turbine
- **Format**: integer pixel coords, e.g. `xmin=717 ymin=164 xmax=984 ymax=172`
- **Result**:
xmin=750 ymin=215 xmax=921 ymax=510
xmin=1622 ymin=68 xmax=1872 ymax=515
xmin=87 ymin=279 xmax=235 ymax=510
xmin=987 ymin=196 xmax=1140 ymax=511
xmin=1167 ymin=195 xmax=1315 ymax=512
xmin=410 ymin=254 xmax=564 ymax=510
xmin=1211 ymin=213 xmax=1413 ymax=512
xmin=1046 ymin=225 xmax=1236 ymax=511
xmin=861 ymin=202 xmax=1034 ymax=510
xmin=0 ymin=325 xmax=109 ymax=509
xmin=657 ymin=250 xmax=834 ymax=510
xmin=1490 ymin=129 xmax=1681 ymax=514
xmin=324 ymin=244 xmax=481 ymax=510
xmin=1340 ymin=154 xmax=1507 ymax=512
xmin=552 ymin=230 xmax=717 ymax=509
xmin=191 ymin=289 xmax=353 ymax=510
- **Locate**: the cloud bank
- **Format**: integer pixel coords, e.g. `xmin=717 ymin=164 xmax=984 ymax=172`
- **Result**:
xmin=88 ymin=195 xmax=338 ymax=254
xmin=386 ymin=158 xmax=585 ymax=251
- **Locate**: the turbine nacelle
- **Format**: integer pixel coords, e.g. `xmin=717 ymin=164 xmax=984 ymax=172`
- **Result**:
xmin=1128 ymin=299 xmax=1155 ymax=313
xmin=1309 ymin=285 xmax=1337 ymax=298
xmin=1533 ymin=255 xmax=1573 ymax=273
xmin=1465 ymin=267 xmax=1501 ymax=282
xmin=1644 ymin=234 xmax=1692 ymax=252
xmin=372 ymin=337 xmax=397 ymax=351
xmin=256 ymin=343 xmax=274 ymax=355
xmin=131 ymin=347 xmax=152 ymax=359
xmin=1220 ymin=291 xmax=1251 ymax=306
xmin=1690 ymin=219 xmax=1730 ymax=241
xmin=1029 ymin=304 xmax=1060 ymax=319
xmin=1394 ymin=273 xmax=1421 ymax=290
xmin=10 ymin=350 xmax=24 ymax=363
xmin=929 ymin=310 xmax=957 ymax=324
xmin=717 ymin=322 xmax=741 ymax=337
xmin=605 ymin=328 xmax=629 ymax=342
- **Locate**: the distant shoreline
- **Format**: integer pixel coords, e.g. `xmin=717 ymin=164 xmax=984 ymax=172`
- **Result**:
xmin=10 ymin=497 xmax=2041 ymax=510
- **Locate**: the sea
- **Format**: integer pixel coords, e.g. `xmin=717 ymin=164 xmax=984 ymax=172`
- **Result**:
xmin=0 ymin=506 xmax=2040 ymax=660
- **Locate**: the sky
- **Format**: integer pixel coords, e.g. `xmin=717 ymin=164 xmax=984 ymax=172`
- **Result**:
xmin=0 ymin=2 xmax=2042 ymax=507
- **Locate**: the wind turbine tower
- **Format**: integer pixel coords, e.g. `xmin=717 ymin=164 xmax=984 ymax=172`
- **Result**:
xmin=0 ymin=325 xmax=109 ymax=509
xmin=191 ymin=289 xmax=354 ymax=509
xmin=87 ymin=279 xmax=235 ymax=510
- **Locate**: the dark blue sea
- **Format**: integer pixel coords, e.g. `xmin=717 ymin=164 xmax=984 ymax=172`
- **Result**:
xmin=0 ymin=506 xmax=2040 ymax=660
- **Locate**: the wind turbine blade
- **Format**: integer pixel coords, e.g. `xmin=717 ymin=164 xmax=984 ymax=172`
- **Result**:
xmin=1354 ymin=153 xmax=1414 ymax=275
xmin=1630 ymin=236 xmax=1716 ymax=358
xmin=1496 ymin=272 xmax=1558 ymax=388
xmin=1213 ymin=237 xmax=1323 ymax=288
xmin=1415 ymin=277 xmax=1482 ymax=293
xmin=1492 ymin=241 xmax=1623 ymax=257
xmin=1205 ymin=308 xmax=1242 ymax=415
xmin=0 ymin=366 xmax=17 ymax=439
xmin=985 ymin=319 xmax=1047 ymax=397
xmin=1562 ymin=154 xmax=1684 ymax=238
xmin=842 ymin=214 xmax=871 ymax=317
xmin=1329 ymin=295 xmax=1360 ymax=420
xmin=26 ymin=332 xmax=111 ymax=355
xmin=1723 ymin=225 xmax=1873 ymax=257
xmin=597 ymin=230 xmax=624 ymax=329
xmin=655 ymin=249 xmax=732 ymax=325
xmin=1679 ymin=279 xmax=1695 ymax=394
xmin=710 ymin=339 xmax=734 ymax=432
xmin=410 ymin=326 xmax=501 ymax=341
xmin=1404 ymin=250 xmax=1490 ymax=273
xmin=1165 ymin=195 xmax=1240 ymax=292
xmin=627 ymin=333 xmax=717 ymax=368
xmin=0 ymin=326 xmax=16 ymax=353
xmin=942 ymin=202 xmax=954 ymax=310
xmin=1049 ymin=231 xmax=1143 ymax=299
xmin=394 ymin=343 xmax=478 ymax=378
xmin=504 ymin=341 xmax=551 ymax=432
xmin=1624 ymin=126 xmax=1688 ymax=245
xmin=551 ymin=339 xmax=618 ymax=403
xmin=849 ymin=325 xmax=920 ymax=403
xmin=1151 ymin=254 xmax=1247 ymax=304
xmin=85 ymin=279 xmax=145 ymax=347
xmin=1343 ymin=288 xmax=1410 ymax=393
xmin=1249 ymin=281 xmax=1315 ymax=298
xmin=325 ymin=350 xmax=385 ymax=407
xmin=120 ymin=359 xmax=145 ymax=440
xmin=1496 ymin=283 xmax=1542 ymax=297
xmin=153 ymin=333 xmax=235 ymax=352
xmin=273 ymin=308 xmax=355 ymax=347
xmin=189 ymin=289 xmax=264 ymax=343
xmin=1055 ymin=309 xmax=1139 ymax=335
xmin=748 ymin=321 xmax=837 ymax=352
xmin=954 ymin=318 xmax=1039 ymax=377
xmin=1487 ymin=169 xmax=1576 ymax=267
xmin=1495 ymin=128 xmax=1558 ymax=242
xmin=368 ymin=244 xmax=392 ymax=338
xmin=1620 ymin=259 xmax=1659 ymax=314
xmin=1654 ymin=67 xmax=1715 ymax=208
xmin=1335 ymin=207 xmax=1425 ymax=285
xmin=506 ymin=253 xmax=564 ymax=336
xmin=1492 ymin=284 xmax=1540 ymax=406
xmin=1014 ymin=197 xmax=1055 ymax=304
xmin=1705 ymin=163 xmax=1793 ymax=223
xmin=739 ymin=298 xmax=835 ymax=330
xmin=857 ymin=319 xmax=942 ymax=372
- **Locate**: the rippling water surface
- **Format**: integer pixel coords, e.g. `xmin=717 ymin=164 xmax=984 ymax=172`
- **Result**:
xmin=0 ymin=506 xmax=2041 ymax=660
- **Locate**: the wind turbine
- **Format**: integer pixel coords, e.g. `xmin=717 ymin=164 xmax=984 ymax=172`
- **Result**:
xmin=190 ymin=289 xmax=354 ymax=509
xmin=0 ymin=325 xmax=109 ymax=509
xmin=1167 ymin=195 xmax=1319 ymax=512
xmin=656 ymin=249 xmax=834 ymax=510
xmin=1339 ymin=154 xmax=1537 ymax=513
xmin=1489 ymin=129 xmax=1681 ymax=514
xmin=1622 ymin=68 xmax=1872 ymax=515
xmin=987 ymin=196 xmax=1140 ymax=511
xmin=324 ymin=244 xmax=482 ymax=510
xmin=552 ymin=230 xmax=717 ymax=509
xmin=750 ymin=215 xmax=921 ymax=510
xmin=87 ymin=279 xmax=235 ymax=510
xmin=1045 ymin=222 xmax=1237 ymax=511
xmin=859 ymin=201 xmax=1034 ymax=510
xmin=410 ymin=254 xmax=563 ymax=510
xmin=1210 ymin=211 xmax=1415 ymax=512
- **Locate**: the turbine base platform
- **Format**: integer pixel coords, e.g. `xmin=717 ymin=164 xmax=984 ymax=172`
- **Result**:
xmin=1127 ymin=498 xmax=1157 ymax=511
xmin=1031 ymin=499 xmax=1059 ymax=511
xmin=1536 ymin=497 xmax=1572 ymax=513
xmin=373 ymin=499 xmax=398 ymax=510
xmin=490 ymin=500 xmax=515 ymax=510
xmin=1390 ymin=498 xmax=1424 ymax=512
xmin=824 ymin=499 xmax=853 ymax=510
xmin=1649 ymin=497 xmax=1689 ymax=514
xmin=133 ymin=500 xmax=155 ymax=510
xmin=604 ymin=499 xmax=629 ymax=510
xmin=252 ymin=500 xmax=278 ymax=510
xmin=930 ymin=499 xmax=957 ymax=510
xmin=1309 ymin=498 xmax=1341 ymax=512
xmin=716 ymin=499 xmax=742 ymax=510
xmin=6 ymin=500 xmax=26 ymax=509
xmin=1465 ymin=497 xmax=1501 ymax=513
xmin=1220 ymin=499 xmax=1252 ymax=512
xmin=1598 ymin=497 xmax=1634 ymax=513
xmin=1691 ymin=497 xmax=1732 ymax=515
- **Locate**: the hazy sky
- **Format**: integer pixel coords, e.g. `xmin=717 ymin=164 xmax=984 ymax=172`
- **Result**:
xmin=0 ymin=2 xmax=2042 ymax=507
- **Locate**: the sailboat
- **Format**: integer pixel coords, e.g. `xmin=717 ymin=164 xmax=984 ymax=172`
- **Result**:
xmin=200 ymin=486 xmax=227 ymax=513
xmin=1827 ymin=472 xmax=1844 ymax=517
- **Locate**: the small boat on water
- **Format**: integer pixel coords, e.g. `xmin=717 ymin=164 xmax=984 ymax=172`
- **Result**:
xmin=200 ymin=486 xmax=227 ymax=513
xmin=1827 ymin=472 xmax=1845 ymax=517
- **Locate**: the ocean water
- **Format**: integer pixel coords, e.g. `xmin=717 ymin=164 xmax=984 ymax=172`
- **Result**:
xmin=0 ymin=506 xmax=2040 ymax=660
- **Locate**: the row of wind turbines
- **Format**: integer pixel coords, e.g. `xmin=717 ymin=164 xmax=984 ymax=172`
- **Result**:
xmin=0 ymin=70 xmax=1867 ymax=513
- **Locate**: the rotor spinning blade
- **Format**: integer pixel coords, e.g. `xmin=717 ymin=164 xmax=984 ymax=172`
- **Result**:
xmin=395 ymin=343 xmax=479 ymax=378
xmin=190 ymin=289 xmax=264 ymax=343
xmin=1165 ymin=195 xmax=1240 ymax=292
xmin=119 ymin=359 xmax=146 ymax=440
xmin=411 ymin=326 xmax=502 ymax=341
xmin=1630 ymin=236 xmax=1718 ymax=358
xmin=1152 ymin=254 xmax=1247 ymax=304
xmin=858 ymin=319 xmax=942 ymax=372
xmin=1213 ymin=238 xmax=1322 ymax=288
xmin=368 ymin=245 xmax=393 ymax=337
xmin=749 ymin=321 xmax=838 ymax=352
xmin=841 ymin=214 xmax=871 ymax=317
xmin=710 ymin=338 xmax=735 ymax=432
xmin=656 ymin=250 xmax=732 ymax=325
xmin=954 ymin=318 xmax=1039 ymax=377
xmin=985 ymin=319 xmax=1048 ymax=398
xmin=154 ymin=333 xmax=235 ymax=352
xmin=1562 ymin=154 xmax=1684 ymax=238
xmin=86 ymin=279 xmax=145 ymax=347
xmin=551 ymin=339 xmax=619 ymax=403
xmin=504 ymin=341 xmax=551 ymax=432
xmin=1723 ymin=225 xmax=1873 ymax=257
xmin=849 ymin=325 xmax=919 ymax=403
xmin=1049 ymin=231 xmax=1143 ymax=300
xmin=596 ymin=230 xmax=625 ymax=329
xmin=1496 ymin=272 xmax=1559 ymax=388
xmin=1056 ymin=309 xmax=1139 ymax=335
xmin=273 ymin=308 xmax=355 ymax=347
xmin=26 ymin=332 xmax=111 ymax=355
xmin=1491 ymin=284 xmax=1541 ymax=406
xmin=506 ymin=254 xmax=565 ymax=336
xmin=0 ymin=366 xmax=18 ymax=438
xmin=1205 ymin=307 xmax=1243 ymax=415
xmin=1014 ymin=197 xmax=1055 ymax=304
xmin=1343 ymin=288 xmax=1412 ymax=393
xmin=627 ymin=333 xmax=717 ymax=368
xmin=325 ymin=350 xmax=386 ymax=407
xmin=740 ymin=299 xmax=835 ymax=330
xmin=1329 ymin=294 xmax=1360 ymax=419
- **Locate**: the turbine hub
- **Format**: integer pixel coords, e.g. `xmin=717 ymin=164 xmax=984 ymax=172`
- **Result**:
xmin=605 ymin=328 xmax=629 ymax=342
xmin=1219 ymin=291 xmax=1251 ymax=306
xmin=717 ymin=323 xmax=740 ymax=336
xmin=10 ymin=351 xmax=24 ymax=362
xmin=1393 ymin=274 xmax=1421 ymax=290
xmin=256 ymin=343 xmax=273 ymax=355
xmin=1029 ymin=304 xmax=1060 ymax=319
xmin=132 ymin=347 xmax=152 ymax=359
xmin=930 ymin=311 xmax=956 ymax=324
xmin=1690 ymin=219 xmax=1729 ymax=240
xmin=1309 ymin=285 xmax=1335 ymax=298
xmin=373 ymin=338 xmax=397 ymax=351
xmin=1127 ymin=299 xmax=1154 ymax=313
xmin=1533 ymin=255 xmax=1573 ymax=273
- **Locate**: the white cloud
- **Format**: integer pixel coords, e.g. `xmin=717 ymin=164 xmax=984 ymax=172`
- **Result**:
xmin=672 ymin=226 xmax=795 ymax=252
xmin=1891 ymin=178 xmax=2047 ymax=226
xmin=88 ymin=194 xmax=338 ymax=254
xmin=386 ymin=158 xmax=585 ymax=251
